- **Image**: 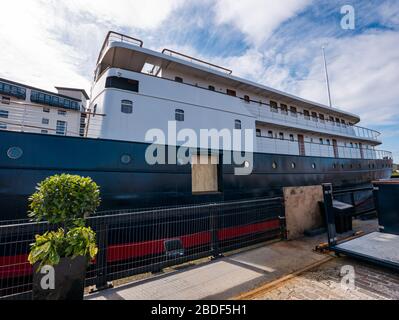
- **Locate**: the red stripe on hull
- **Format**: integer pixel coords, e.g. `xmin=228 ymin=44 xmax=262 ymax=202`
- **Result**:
xmin=218 ymin=219 xmax=280 ymax=241
xmin=0 ymin=254 xmax=31 ymax=279
xmin=0 ymin=220 xmax=281 ymax=278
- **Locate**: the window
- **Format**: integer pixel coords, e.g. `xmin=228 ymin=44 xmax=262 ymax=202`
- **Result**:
xmin=289 ymin=134 xmax=294 ymax=141
xmin=208 ymin=85 xmax=215 ymax=91
xmin=319 ymin=114 xmax=325 ymax=122
xmin=121 ymin=100 xmax=133 ymax=114
xmin=281 ymin=104 xmax=288 ymax=115
xmin=270 ymin=101 xmax=278 ymax=113
xmin=42 ymin=118 xmax=49 ymax=125
xmin=319 ymin=138 xmax=324 ymax=145
xmin=350 ymin=142 xmax=354 ymax=148
xmin=311 ymin=112 xmax=318 ymax=122
xmin=329 ymin=116 xmax=335 ymax=124
xmin=304 ymin=110 xmax=310 ymax=120
xmin=341 ymin=119 xmax=346 ymax=126
xmin=244 ymin=95 xmax=250 ymax=103
xmin=1 ymin=96 xmax=10 ymax=105
xmin=175 ymin=109 xmax=185 ymax=122
xmin=268 ymin=130 xmax=273 ymax=138
xmin=256 ymin=129 xmax=261 ymax=137
xmin=0 ymin=110 xmax=9 ymax=118
xmin=93 ymin=104 xmax=97 ymax=117
xmin=105 ymin=76 xmax=139 ymax=93
xmin=0 ymin=81 xmax=26 ymax=99
xmin=175 ymin=76 xmax=183 ymax=83
xmin=279 ymin=132 xmax=284 ymax=140
xmin=58 ymin=110 xmax=66 ymax=116
xmin=226 ymin=89 xmax=236 ymax=97
xmin=0 ymin=123 xmax=6 ymax=129
xmin=235 ymin=120 xmax=242 ymax=130
xmin=335 ymin=117 xmax=341 ymax=126
xmin=326 ymin=139 xmax=331 ymax=145
xmin=41 ymin=129 xmax=48 ymax=134
xmin=56 ymin=120 xmax=67 ymax=135
xmin=290 ymin=106 xmax=297 ymax=117
xmin=43 ymin=107 xmax=50 ymax=113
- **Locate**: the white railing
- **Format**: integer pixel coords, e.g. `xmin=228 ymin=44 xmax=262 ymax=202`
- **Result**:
xmin=247 ymin=104 xmax=381 ymax=142
xmin=256 ymin=136 xmax=392 ymax=160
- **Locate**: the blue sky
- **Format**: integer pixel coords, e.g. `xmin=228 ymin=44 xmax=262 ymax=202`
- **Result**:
xmin=1 ymin=0 xmax=398 ymax=161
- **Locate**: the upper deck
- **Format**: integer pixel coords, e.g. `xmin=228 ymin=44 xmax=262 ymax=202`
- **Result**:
xmin=94 ymin=32 xmax=382 ymax=144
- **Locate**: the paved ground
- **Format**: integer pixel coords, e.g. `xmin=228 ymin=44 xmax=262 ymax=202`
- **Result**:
xmin=87 ymin=236 xmax=329 ymax=300
xmin=86 ymin=219 xmax=398 ymax=300
xmin=252 ymin=257 xmax=399 ymax=300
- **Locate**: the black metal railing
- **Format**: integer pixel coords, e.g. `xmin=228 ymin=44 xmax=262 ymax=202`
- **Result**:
xmin=0 ymin=197 xmax=285 ymax=300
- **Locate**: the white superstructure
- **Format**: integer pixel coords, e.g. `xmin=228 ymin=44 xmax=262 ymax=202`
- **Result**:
xmin=87 ymin=32 xmax=390 ymax=161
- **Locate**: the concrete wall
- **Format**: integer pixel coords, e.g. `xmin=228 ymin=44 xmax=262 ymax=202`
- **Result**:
xmin=283 ymin=185 xmax=324 ymax=240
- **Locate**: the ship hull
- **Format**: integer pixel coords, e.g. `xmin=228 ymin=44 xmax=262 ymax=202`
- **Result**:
xmin=0 ymin=130 xmax=392 ymax=220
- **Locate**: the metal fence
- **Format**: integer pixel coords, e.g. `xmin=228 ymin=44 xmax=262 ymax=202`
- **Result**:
xmin=0 ymin=197 xmax=285 ymax=300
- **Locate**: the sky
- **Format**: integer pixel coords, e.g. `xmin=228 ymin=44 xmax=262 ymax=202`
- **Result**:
xmin=0 ymin=0 xmax=398 ymax=161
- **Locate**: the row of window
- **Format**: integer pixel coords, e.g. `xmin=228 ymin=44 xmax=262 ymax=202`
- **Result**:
xmin=270 ymin=101 xmax=350 ymax=126
xmin=31 ymin=90 xmax=80 ymax=111
xmin=40 ymin=120 xmax=67 ymax=135
xmin=0 ymin=81 xmax=26 ymax=100
xmin=257 ymin=129 xmax=369 ymax=149
xmin=269 ymin=161 xmax=390 ymax=170
xmin=171 ymin=76 xmax=351 ymax=126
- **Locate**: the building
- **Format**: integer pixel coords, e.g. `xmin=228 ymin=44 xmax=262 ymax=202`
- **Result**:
xmin=0 ymin=78 xmax=88 ymax=137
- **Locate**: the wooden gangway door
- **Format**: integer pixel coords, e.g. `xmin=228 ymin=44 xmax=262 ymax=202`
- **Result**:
xmin=298 ymin=134 xmax=305 ymax=156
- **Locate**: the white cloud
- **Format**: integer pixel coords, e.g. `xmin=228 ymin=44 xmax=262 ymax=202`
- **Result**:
xmin=62 ymin=0 xmax=184 ymax=30
xmin=296 ymin=31 xmax=399 ymax=126
xmin=0 ymin=0 xmax=185 ymax=93
xmin=213 ymin=0 xmax=312 ymax=46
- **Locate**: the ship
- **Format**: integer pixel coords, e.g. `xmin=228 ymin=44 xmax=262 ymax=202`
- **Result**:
xmin=0 ymin=31 xmax=393 ymax=221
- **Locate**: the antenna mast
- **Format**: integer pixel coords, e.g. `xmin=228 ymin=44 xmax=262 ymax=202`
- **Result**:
xmin=322 ymin=46 xmax=332 ymax=108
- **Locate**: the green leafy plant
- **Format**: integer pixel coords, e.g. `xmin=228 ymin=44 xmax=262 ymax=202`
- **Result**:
xmin=29 ymin=174 xmax=101 ymax=228
xmin=28 ymin=174 xmax=101 ymax=268
xmin=29 ymin=227 xmax=98 ymax=268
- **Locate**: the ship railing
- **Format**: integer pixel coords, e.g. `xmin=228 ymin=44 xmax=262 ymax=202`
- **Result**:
xmin=247 ymin=104 xmax=381 ymax=142
xmin=256 ymin=136 xmax=392 ymax=160
xmin=97 ymin=31 xmax=144 ymax=64
xmin=0 ymin=197 xmax=285 ymax=300
xmin=162 ymin=49 xmax=233 ymax=75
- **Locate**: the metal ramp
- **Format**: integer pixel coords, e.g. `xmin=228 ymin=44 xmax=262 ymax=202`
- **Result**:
xmin=322 ymin=183 xmax=399 ymax=272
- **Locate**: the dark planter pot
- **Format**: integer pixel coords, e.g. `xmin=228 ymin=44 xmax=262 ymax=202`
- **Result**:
xmin=32 ymin=256 xmax=88 ymax=300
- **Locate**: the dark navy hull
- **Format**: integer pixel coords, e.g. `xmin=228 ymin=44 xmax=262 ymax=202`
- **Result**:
xmin=0 ymin=130 xmax=392 ymax=220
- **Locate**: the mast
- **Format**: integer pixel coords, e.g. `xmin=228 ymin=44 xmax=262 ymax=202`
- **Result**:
xmin=322 ymin=46 xmax=332 ymax=108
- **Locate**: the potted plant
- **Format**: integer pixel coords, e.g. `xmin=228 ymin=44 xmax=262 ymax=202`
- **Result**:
xmin=28 ymin=174 xmax=101 ymax=300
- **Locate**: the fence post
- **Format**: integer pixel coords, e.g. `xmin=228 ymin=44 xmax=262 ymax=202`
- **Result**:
xmin=322 ymin=183 xmax=337 ymax=247
xmin=209 ymin=204 xmax=222 ymax=259
xmin=279 ymin=197 xmax=287 ymax=240
xmin=372 ymin=184 xmax=382 ymax=232
xmin=92 ymin=222 xmax=113 ymax=292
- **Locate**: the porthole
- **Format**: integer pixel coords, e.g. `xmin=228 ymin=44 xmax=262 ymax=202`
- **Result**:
xmin=7 ymin=147 xmax=23 ymax=160
xmin=341 ymin=164 xmax=344 ymax=169
xmin=311 ymin=163 xmax=316 ymax=169
xmin=333 ymin=163 xmax=337 ymax=169
xmin=372 ymin=164 xmax=375 ymax=169
xmin=350 ymin=164 xmax=353 ymax=169
xmin=244 ymin=161 xmax=250 ymax=168
xmin=272 ymin=161 xmax=277 ymax=169
xmin=121 ymin=154 xmax=132 ymax=164
xmin=291 ymin=162 xmax=296 ymax=169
